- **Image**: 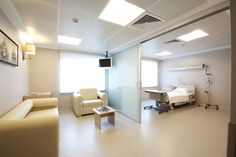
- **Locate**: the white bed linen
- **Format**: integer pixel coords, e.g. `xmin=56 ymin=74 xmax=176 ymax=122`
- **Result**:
xmin=167 ymin=88 xmax=193 ymax=104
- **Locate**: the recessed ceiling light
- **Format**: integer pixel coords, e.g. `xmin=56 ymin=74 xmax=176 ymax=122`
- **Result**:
xmin=177 ymin=29 xmax=209 ymax=42
xmin=155 ymin=51 xmax=172 ymax=56
xmin=99 ymin=0 xmax=145 ymax=26
xmin=58 ymin=35 xmax=82 ymax=45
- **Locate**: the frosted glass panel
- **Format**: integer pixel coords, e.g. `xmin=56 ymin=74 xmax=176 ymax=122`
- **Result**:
xmin=108 ymin=46 xmax=141 ymax=122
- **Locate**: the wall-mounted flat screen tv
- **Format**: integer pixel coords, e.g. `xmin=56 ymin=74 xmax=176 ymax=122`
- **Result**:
xmin=99 ymin=58 xmax=112 ymax=68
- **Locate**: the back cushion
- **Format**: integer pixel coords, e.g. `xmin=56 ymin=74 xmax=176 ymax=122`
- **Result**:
xmin=1 ymin=100 xmax=33 ymax=120
xmin=31 ymin=98 xmax=58 ymax=108
xmin=80 ymin=88 xmax=97 ymax=100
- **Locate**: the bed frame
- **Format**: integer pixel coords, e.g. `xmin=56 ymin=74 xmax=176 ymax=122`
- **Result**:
xmin=144 ymin=84 xmax=196 ymax=113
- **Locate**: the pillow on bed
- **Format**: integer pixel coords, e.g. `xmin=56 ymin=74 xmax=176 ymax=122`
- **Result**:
xmin=177 ymin=84 xmax=195 ymax=93
xmin=172 ymin=88 xmax=188 ymax=93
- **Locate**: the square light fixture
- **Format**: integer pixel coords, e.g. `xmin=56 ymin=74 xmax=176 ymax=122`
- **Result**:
xmin=22 ymin=43 xmax=36 ymax=60
xmin=177 ymin=29 xmax=209 ymax=42
xmin=99 ymin=0 xmax=145 ymax=26
xmin=58 ymin=35 xmax=82 ymax=45
xmin=155 ymin=51 xmax=172 ymax=56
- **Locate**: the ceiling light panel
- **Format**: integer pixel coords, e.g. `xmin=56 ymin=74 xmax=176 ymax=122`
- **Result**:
xmin=155 ymin=51 xmax=172 ymax=56
xmin=58 ymin=35 xmax=82 ymax=45
xmin=177 ymin=29 xmax=209 ymax=41
xmin=99 ymin=0 xmax=145 ymax=26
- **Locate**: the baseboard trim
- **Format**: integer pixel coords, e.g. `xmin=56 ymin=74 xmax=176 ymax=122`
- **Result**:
xmin=227 ymin=122 xmax=236 ymax=157
xmin=59 ymin=108 xmax=72 ymax=113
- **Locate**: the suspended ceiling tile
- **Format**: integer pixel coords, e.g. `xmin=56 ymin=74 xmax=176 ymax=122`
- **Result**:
xmin=111 ymin=27 xmax=143 ymax=42
xmin=87 ymin=19 xmax=122 ymax=38
xmin=126 ymin=0 xmax=160 ymax=10
xmin=21 ymin=17 xmax=57 ymax=45
xmin=60 ymin=0 xmax=109 ymax=18
xmin=59 ymin=8 xmax=96 ymax=37
xmin=12 ymin=0 xmax=58 ymax=23
xmin=192 ymin=11 xmax=230 ymax=31
xmin=149 ymin=0 xmax=206 ymax=20
xmin=79 ymin=19 xmax=122 ymax=51
xmin=99 ymin=27 xmax=143 ymax=51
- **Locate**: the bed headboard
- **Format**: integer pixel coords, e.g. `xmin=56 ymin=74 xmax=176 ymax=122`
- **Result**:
xmin=176 ymin=84 xmax=195 ymax=93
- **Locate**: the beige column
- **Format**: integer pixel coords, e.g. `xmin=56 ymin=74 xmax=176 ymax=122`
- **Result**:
xmin=227 ymin=1 xmax=236 ymax=157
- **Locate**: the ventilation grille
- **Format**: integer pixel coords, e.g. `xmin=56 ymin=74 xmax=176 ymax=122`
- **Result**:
xmin=164 ymin=39 xmax=181 ymax=44
xmin=132 ymin=15 xmax=161 ymax=25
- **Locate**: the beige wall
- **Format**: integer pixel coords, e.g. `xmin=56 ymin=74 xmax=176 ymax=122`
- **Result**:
xmin=159 ymin=49 xmax=231 ymax=110
xmin=0 ymin=10 xmax=29 ymax=117
xmin=29 ymin=48 xmax=72 ymax=111
xmin=29 ymin=48 xmax=59 ymax=96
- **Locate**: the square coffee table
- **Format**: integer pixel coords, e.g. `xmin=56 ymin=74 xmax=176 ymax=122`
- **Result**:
xmin=92 ymin=106 xmax=116 ymax=129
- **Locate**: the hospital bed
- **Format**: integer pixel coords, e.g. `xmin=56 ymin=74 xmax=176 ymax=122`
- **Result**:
xmin=144 ymin=84 xmax=196 ymax=114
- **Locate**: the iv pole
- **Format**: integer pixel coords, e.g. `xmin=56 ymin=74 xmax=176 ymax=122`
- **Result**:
xmin=204 ymin=65 xmax=219 ymax=110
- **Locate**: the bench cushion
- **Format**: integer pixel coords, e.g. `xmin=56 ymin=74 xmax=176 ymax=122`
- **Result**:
xmin=1 ymin=100 xmax=33 ymax=120
xmin=82 ymin=99 xmax=103 ymax=108
xmin=26 ymin=108 xmax=58 ymax=119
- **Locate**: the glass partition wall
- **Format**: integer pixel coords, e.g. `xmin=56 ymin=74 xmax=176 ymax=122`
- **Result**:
xmin=108 ymin=45 xmax=141 ymax=122
xmin=141 ymin=10 xmax=231 ymax=110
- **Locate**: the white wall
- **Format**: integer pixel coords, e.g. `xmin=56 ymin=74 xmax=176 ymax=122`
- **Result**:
xmin=159 ymin=49 xmax=231 ymax=110
xmin=0 ymin=10 xmax=29 ymax=117
xmin=141 ymin=59 xmax=160 ymax=100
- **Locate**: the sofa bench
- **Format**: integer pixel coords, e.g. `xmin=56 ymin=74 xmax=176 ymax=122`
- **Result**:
xmin=0 ymin=98 xmax=59 ymax=157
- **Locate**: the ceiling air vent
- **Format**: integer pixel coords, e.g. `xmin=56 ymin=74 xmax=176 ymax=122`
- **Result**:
xmin=132 ymin=14 xmax=162 ymax=25
xmin=164 ymin=39 xmax=181 ymax=44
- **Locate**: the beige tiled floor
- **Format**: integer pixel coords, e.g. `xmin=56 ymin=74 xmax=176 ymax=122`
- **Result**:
xmin=59 ymin=100 xmax=229 ymax=157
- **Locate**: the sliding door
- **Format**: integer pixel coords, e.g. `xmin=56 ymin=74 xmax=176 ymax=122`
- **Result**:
xmin=108 ymin=45 xmax=141 ymax=122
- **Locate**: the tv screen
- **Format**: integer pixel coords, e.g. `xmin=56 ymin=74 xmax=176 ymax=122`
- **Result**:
xmin=99 ymin=58 xmax=112 ymax=68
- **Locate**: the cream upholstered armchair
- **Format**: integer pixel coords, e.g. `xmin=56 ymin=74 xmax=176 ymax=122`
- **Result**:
xmin=73 ymin=88 xmax=108 ymax=117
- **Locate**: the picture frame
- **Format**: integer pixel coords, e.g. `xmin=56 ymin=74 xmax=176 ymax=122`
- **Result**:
xmin=0 ymin=29 xmax=18 ymax=66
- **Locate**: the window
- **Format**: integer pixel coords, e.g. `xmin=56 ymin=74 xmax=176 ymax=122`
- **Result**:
xmin=141 ymin=60 xmax=158 ymax=87
xmin=60 ymin=52 xmax=105 ymax=93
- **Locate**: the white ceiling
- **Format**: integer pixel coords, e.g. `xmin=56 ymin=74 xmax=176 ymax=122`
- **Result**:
xmin=141 ymin=10 xmax=231 ymax=60
xmin=1 ymin=0 xmax=229 ymax=57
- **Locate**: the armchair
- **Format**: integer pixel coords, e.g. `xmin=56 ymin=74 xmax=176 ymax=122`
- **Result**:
xmin=73 ymin=88 xmax=108 ymax=117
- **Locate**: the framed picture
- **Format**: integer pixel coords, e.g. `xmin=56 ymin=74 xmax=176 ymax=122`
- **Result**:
xmin=0 ymin=29 xmax=18 ymax=66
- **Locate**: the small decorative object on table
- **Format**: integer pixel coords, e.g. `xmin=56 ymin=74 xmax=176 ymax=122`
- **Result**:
xmin=97 ymin=106 xmax=110 ymax=112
